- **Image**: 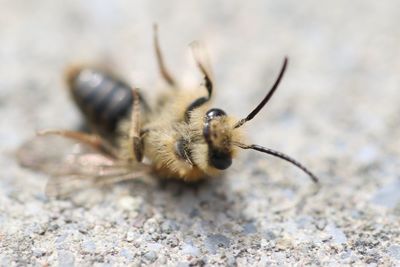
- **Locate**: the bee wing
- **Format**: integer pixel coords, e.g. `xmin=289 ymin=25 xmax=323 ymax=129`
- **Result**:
xmin=17 ymin=135 xmax=149 ymax=197
xmin=44 ymin=167 xmax=148 ymax=198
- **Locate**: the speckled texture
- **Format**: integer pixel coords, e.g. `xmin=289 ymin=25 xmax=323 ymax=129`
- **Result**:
xmin=1 ymin=1 xmax=400 ymax=266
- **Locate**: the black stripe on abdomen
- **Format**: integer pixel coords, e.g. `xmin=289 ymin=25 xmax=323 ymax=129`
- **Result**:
xmin=70 ymin=69 xmax=134 ymax=134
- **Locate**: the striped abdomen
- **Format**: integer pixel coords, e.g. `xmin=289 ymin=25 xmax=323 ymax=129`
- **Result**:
xmin=67 ymin=67 xmax=144 ymax=138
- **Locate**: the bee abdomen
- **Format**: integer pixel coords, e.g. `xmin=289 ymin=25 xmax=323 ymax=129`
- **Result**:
xmin=66 ymin=67 xmax=137 ymax=136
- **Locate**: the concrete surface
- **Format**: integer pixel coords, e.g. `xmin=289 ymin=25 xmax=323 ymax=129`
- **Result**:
xmin=1 ymin=0 xmax=400 ymax=266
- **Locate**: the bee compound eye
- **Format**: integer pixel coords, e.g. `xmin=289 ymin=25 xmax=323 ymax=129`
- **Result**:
xmin=209 ymin=151 xmax=232 ymax=170
xmin=203 ymin=108 xmax=227 ymax=143
xmin=205 ymin=108 xmax=226 ymax=122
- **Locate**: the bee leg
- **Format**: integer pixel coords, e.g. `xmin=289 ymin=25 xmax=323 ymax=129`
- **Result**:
xmin=183 ymin=44 xmax=214 ymax=122
xmin=129 ymin=88 xmax=144 ymax=162
xmin=190 ymin=41 xmax=213 ymax=97
xmin=153 ymin=24 xmax=177 ymax=86
xmin=37 ymin=130 xmax=118 ymax=158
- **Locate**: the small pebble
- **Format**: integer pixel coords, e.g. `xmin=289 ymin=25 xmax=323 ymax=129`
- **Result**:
xmin=242 ymin=223 xmax=257 ymax=234
xmin=276 ymin=237 xmax=293 ymax=250
xmin=157 ymin=255 xmax=167 ymax=264
xmin=55 ymin=233 xmax=68 ymax=245
xmin=388 ymin=244 xmax=400 ymax=260
xmin=205 ymin=234 xmax=231 ymax=254
xmin=126 ymin=231 xmax=136 ymax=242
xmin=147 ymin=242 xmax=163 ymax=252
xmin=48 ymin=223 xmax=60 ymax=232
xmin=143 ymin=250 xmax=158 ymax=263
xmin=263 ymin=231 xmax=277 ymax=240
xmin=371 ymin=181 xmax=400 ymax=209
xmin=32 ymin=248 xmax=46 ymax=257
xmin=226 ymin=255 xmax=236 ymax=267
xmin=120 ymin=248 xmax=134 ymax=261
xmin=181 ymin=243 xmax=200 ymax=257
xmin=118 ymin=196 xmax=143 ymax=211
xmin=24 ymin=222 xmax=47 ymax=236
xmin=57 ymin=250 xmax=75 ymax=267
xmin=176 ymin=262 xmax=190 ymax=267
xmin=326 ymin=223 xmax=347 ymax=244
xmin=143 ymin=218 xmax=160 ymax=234
xmin=167 ymin=236 xmax=179 ymax=247
xmin=81 ymin=239 xmax=96 ymax=253
xmin=161 ymin=220 xmax=179 ymax=233
xmin=355 ymin=145 xmax=379 ymax=165
xmin=340 ymin=250 xmax=352 ymax=259
xmin=296 ymin=216 xmax=313 ymax=229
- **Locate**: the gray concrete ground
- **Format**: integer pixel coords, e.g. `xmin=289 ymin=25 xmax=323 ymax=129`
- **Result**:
xmin=1 ymin=1 xmax=400 ymax=266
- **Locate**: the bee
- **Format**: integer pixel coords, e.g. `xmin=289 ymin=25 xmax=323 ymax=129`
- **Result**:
xmin=18 ymin=26 xmax=319 ymax=197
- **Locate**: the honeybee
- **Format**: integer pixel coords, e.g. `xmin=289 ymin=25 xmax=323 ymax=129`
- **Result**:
xmin=18 ymin=26 xmax=319 ymax=197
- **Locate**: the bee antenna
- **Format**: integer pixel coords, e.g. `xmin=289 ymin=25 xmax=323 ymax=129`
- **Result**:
xmin=233 ymin=142 xmax=319 ymax=183
xmin=234 ymin=57 xmax=288 ymax=129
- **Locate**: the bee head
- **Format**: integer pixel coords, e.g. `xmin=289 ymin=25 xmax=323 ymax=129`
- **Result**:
xmin=203 ymin=108 xmax=232 ymax=170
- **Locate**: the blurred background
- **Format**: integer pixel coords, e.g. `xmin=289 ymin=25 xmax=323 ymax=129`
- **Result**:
xmin=1 ymin=0 xmax=400 ymax=266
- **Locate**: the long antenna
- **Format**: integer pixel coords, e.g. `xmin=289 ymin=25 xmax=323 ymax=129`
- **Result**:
xmin=234 ymin=142 xmax=319 ymax=183
xmin=234 ymin=57 xmax=288 ymax=129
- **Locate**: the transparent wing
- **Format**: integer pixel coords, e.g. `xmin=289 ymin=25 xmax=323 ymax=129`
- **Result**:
xmin=17 ymin=135 xmax=149 ymax=197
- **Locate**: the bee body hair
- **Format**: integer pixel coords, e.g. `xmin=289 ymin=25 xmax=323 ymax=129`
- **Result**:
xmin=116 ymin=87 xmax=243 ymax=181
